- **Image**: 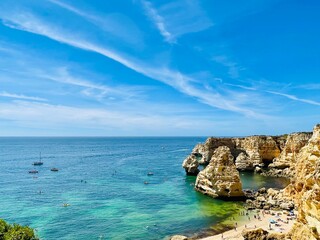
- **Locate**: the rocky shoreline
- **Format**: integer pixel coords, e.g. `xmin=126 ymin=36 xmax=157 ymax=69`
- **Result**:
xmin=173 ymin=124 xmax=320 ymax=240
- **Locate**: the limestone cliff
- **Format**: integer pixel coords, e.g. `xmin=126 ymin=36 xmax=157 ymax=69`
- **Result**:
xmin=191 ymin=138 xmax=235 ymax=165
xmin=284 ymin=124 xmax=320 ymax=240
xmin=236 ymin=136 xmax=281 ymax=168
xmin=194 ymin=146 xmax=244 ymax=199
xmin=269 ymin=133 xmax=312 ymax=175
xmin=183 ymin=132 xmax=312 ymax=176
xmin=183 ymin=135 xmax=283 ymax=174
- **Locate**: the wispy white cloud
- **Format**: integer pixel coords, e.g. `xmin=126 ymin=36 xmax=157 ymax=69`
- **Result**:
xmin=213 ymin=55 xmax=244 ymax=79
xmin=37 ymin=67 xmax=145 ymax=101
xmin=0 ymin=91 xmax=47 ymax=102
xmin=141 ymin=0 xmax=213 ymax=43
xmin=48 ymin=0 xmax=143 ymax=47
xmin=141 ymin=0 xmax=174 ymax=43
xmin=48 ymin=0 xmax=86 ymax=17
xmin=0 ymin=10 xmax=265 ymax=117
xmin=266 ymin=91 xmax=320 ymax=106
xmin=224 ymin=83 xmax=257 ymax=91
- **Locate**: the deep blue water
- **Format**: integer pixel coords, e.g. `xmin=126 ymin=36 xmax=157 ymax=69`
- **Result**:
xmin=0 ymin=137 xmax=288 ymax=239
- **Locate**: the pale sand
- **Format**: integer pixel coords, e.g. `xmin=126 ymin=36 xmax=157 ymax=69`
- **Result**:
xmin=200 ymin=210 xmax=296 ymax=240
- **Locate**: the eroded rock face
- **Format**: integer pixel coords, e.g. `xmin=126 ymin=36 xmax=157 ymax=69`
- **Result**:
xmin=245 ymin=188 xmax=294 ymax=211
xmin=235 ymin=152 xmax=253 ymax=171
xmin=269 ymin=133 xmax=312 ymax=173
xmin=284 ymin=124 xmax=320 ymax=240
xmin=195 ymin=146 xmax=244 ymax=198
xmin=237 ymin=136 xmax=281 ymax=167
xmin=242 ymin=228 xmax=269 ymax=240
xmin=192 ymin=138 xmax=235 ymax=165
xmin=242 ymin=228 xmax=287 ymax=240
xmin=182 ymin=155 xmax=199 ymax=175
xmin=183 ymin=135 xmax=283 ymax=174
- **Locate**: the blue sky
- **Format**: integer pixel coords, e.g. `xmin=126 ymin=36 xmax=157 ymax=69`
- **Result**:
xmin=0 ymin=0 xmax=319 ymax=136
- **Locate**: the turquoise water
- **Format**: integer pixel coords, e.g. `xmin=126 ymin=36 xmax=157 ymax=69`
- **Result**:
xmin=0 ymin=137 xmax=288 ymax=239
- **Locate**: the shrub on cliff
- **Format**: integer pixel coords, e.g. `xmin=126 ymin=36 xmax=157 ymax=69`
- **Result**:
xmin=0 ymin=219 xmax=38 ymax=240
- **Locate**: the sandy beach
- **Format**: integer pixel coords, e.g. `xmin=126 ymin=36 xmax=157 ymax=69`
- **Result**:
xmin=200 ymin=209 xmax=296 ymax=240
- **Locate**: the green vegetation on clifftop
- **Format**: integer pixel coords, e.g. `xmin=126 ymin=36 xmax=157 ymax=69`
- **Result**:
xmin=0 ymin=219 xmax=38 ymax=240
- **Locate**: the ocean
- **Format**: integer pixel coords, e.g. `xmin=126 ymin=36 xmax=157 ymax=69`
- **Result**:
xmin=0 ymin=137 xmax=288 ymax=239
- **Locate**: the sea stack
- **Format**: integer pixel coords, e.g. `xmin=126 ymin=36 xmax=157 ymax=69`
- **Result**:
xmin=194 ymin=146 xmax=244 ymax=199
xmin=182 ymin=154 xmax=199 ymax=175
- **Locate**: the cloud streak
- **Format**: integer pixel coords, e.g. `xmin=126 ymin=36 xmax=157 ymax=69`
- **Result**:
xmin=0 ymin=91 xmax=47 ymax=102
xmin=141 ymin=0 xmax=174 ymax=43
xmin=141 ymin=0 xmax=213 ymax=43
xmin=48 ymin=0 xmax=143 ymax=47
xmin=266 ymin=91 xmax=320 ymax=106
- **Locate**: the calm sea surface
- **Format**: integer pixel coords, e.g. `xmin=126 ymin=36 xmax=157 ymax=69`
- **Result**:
xmin=0 ymin=137 xmax=288 ymax=239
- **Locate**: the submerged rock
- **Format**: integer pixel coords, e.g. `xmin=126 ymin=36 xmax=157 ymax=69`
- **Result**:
xmin=195 ymin=146 xmax=244 ymax=199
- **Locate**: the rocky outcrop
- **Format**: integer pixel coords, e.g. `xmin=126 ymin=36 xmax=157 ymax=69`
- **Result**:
xmin=284 ymin=124 xmax=320 ymax=240
xmin=183 ymin=135 xmax=286 ymax=174
xmin=182 ymin=154 xmax=199 ymax=175
xmin=235 ymin=152 xmax=253 ymax=171
xmin=195 ymin=146 xmax=244 ymax=199
xmin=242 ymin=228 xmax=269 ymax=240
xmin=245 ymin=188 xmax=294 ymax=211
xmin=181 ymin=124 xmax=319 ymax=239
xmin=191 ymin=138 xmax=235 ymax=165
xmin=183 ymin=131 xmax=312 ymax=177
xmin=236 ymin=136 xmax=281 ymax=167
xmin=242 ymin=228 xmax=287 ymax=240
xmin=170 ymin=235 xmax=188 ymax=240
xmin=269 ymin=133 xmax=312 ymax=174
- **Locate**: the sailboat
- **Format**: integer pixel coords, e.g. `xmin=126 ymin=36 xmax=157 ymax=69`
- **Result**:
xmin=32 ymin=152 xmax=43 ymax=166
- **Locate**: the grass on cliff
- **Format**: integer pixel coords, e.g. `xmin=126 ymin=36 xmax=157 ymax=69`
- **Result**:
xmin=0 ymin=219 xmax=38 ymax=240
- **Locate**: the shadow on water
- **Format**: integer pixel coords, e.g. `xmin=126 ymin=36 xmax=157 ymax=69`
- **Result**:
xmin=240 ymin=171 xmax=290 ymax=190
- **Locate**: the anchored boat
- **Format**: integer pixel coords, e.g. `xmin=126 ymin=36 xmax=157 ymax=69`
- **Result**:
xmin=32 ymin=152 xmax=43 ymax=166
